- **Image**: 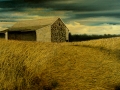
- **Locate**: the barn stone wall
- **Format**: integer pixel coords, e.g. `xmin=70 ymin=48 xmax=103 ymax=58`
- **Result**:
xmin=36 ymin=25 xmax=51 ymax=42
xmin=51 ymin=18 xmax=68 ymax=42
xmin=8 ymin=31 xmax=36 ymax=41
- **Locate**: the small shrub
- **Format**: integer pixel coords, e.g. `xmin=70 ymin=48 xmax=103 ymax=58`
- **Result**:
xmin=43 ymin=85 xmax=52 ymax=90
xmin=31 ymin=76 xmax=41 ymax=85
xmin=51 ymin=80 xmax=58 ymax=88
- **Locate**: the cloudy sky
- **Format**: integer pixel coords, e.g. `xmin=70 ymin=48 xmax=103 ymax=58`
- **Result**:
xmin=0 ymin=0 xmax=120 ymax=34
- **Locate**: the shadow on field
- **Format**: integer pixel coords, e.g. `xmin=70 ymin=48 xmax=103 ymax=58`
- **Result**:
xmin=72 ymin=44 xmax=111 ymax=53
xmin=114 ymin=85 xmax=120 ymax=90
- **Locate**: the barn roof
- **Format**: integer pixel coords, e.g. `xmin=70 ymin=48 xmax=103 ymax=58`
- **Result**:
xmin=0 ymin=29 xmax=8 ymax=33
xmin=8 ymin=17 xmax=59 ymax=31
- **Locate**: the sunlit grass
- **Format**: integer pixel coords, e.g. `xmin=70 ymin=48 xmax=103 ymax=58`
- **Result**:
xmin=1 ymin=37 xmax=120 ymax=90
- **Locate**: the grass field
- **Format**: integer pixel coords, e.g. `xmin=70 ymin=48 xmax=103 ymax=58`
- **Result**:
xmin=1 ymin=37 xmax=120 ymax=90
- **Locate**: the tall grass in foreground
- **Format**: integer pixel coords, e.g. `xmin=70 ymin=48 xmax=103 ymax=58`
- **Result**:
xmin=1 ymin=37 xmax=120 ymax=90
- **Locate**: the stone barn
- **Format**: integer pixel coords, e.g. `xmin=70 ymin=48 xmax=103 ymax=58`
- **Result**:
xmin=1 ymin=18 xmax=69 ymax=42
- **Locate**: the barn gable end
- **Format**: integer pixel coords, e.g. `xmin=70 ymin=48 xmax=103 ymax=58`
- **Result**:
xmin=51 ymin=18 xmax=69 ymax=42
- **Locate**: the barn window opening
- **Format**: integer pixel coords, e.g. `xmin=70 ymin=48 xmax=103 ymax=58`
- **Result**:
xmin=59 ymin=23 xmax=60 ymax=26
xmin=0 ymin=33 xmax=5 ymax=38
xmin=66 ymin=40 xmax=68 ymax=42
xmin=8 ymin=31 xmax=36 ymax=41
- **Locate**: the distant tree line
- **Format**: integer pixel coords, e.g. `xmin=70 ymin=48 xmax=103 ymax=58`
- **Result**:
xmin=69 ymin=33 xmax=120 ymax=42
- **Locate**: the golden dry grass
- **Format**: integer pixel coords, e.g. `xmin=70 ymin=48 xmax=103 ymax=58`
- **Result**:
xmin=1 ymin=37 xmax=120 ymax=90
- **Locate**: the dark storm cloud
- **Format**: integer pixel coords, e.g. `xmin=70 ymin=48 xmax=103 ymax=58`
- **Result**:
xmin=0 ymin=0 xmax=119 ymax=11
xmin=23 ymin=0 xmax=58 ymax=3
xmin=0 ymin=0 xmax=120 ymax=25
xmin=70 ymin=11 xmax=120 ymax=19
xmin=57 ymin=0 xmax=120 ymax=11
